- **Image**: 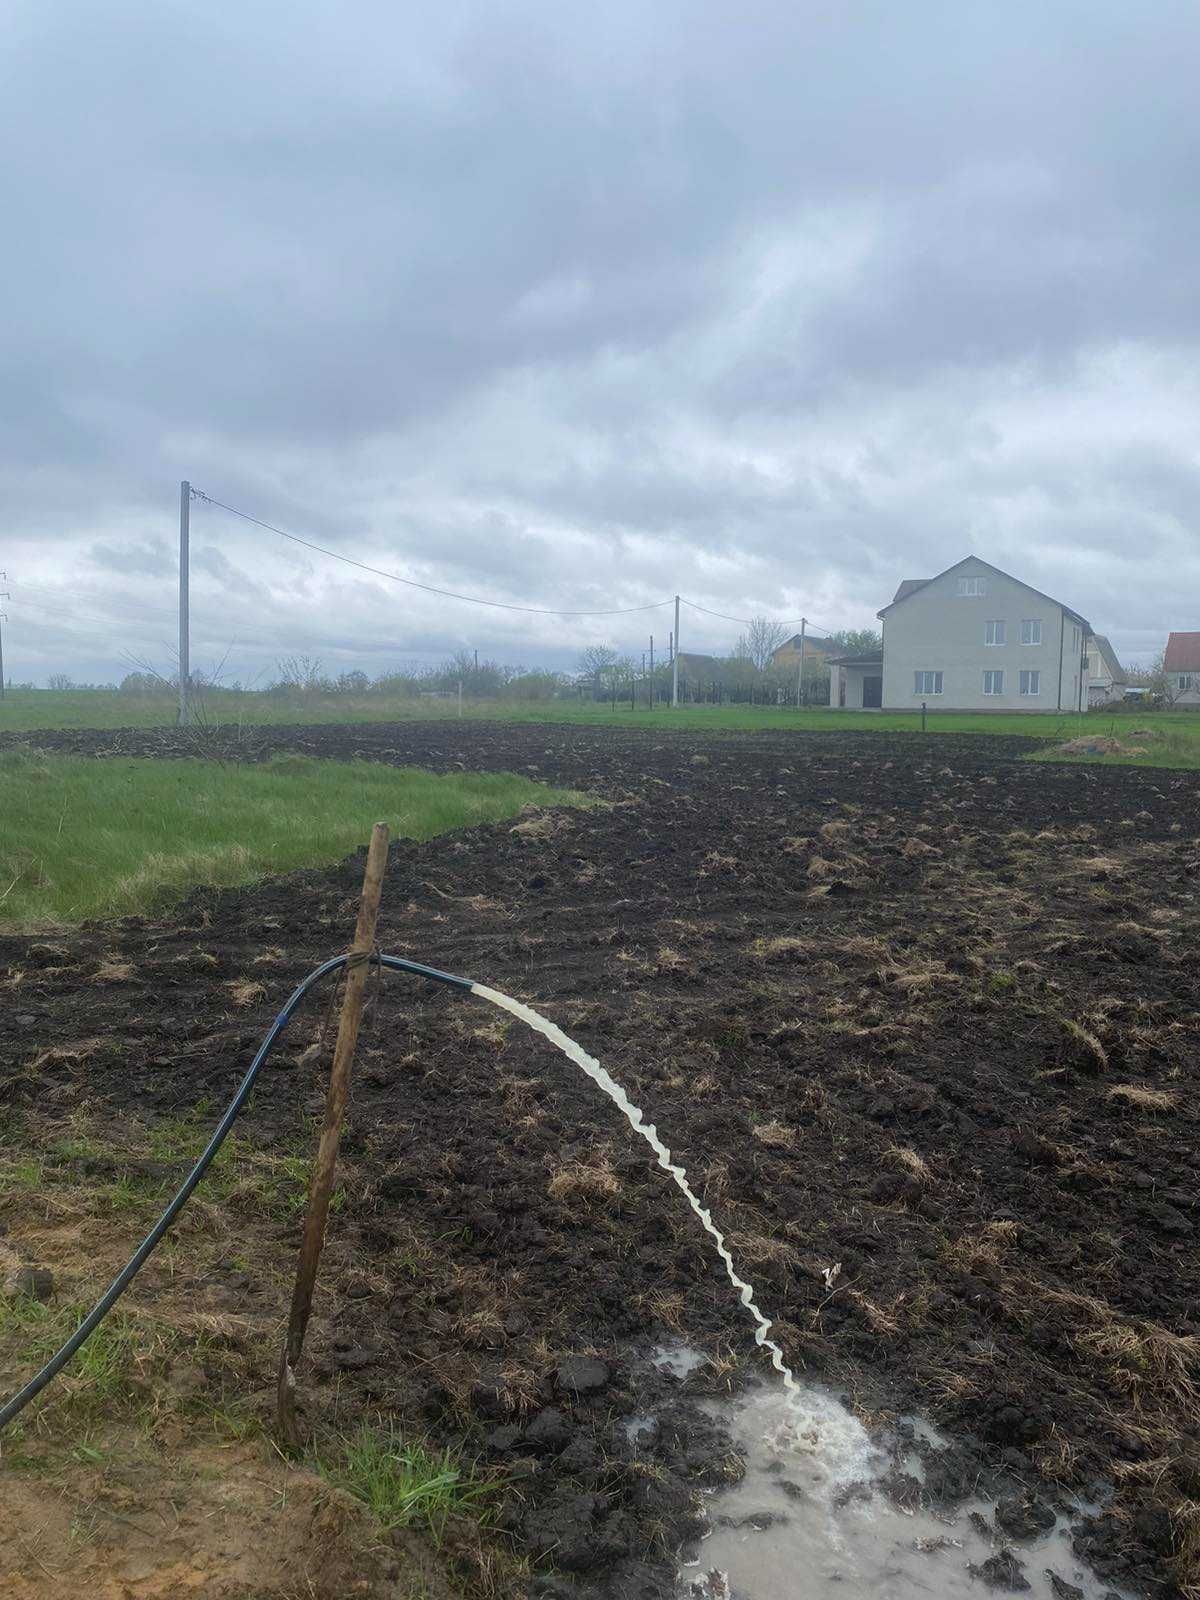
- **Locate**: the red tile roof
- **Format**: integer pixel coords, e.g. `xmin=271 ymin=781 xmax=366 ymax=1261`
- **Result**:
xmin=1164 ymin=632 xmax=1200 ymax=672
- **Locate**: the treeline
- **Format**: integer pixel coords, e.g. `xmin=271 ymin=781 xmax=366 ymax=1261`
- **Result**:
xmin=107 ymin=652 xmax=569 ymax=702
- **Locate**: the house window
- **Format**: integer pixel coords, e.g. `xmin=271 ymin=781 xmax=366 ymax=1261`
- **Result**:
xmin=1020 ymin=619 xmax=1042 ymax=645
xmin=983 ymin=670 xmax=1004 ymax=696
xmin=984 ymin=620 xmax=1006 ymax=646
xmin=914 ymin=670 xmax=943 ymax=695
xmin=1180 ymin=674 xmax=1194 ymax=691
xmin=957 ymin=576 xmax=986 ymax=596
xmin=1020 ymin=669 xmax=1041 ymax=696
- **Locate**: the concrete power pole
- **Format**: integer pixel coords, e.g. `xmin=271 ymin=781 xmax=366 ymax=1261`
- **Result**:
xmin=794 ymin=617 xmax=807 ymax=708
xmin=672 ymin=594 xmax=680 ymax=707
xmin=0 ymin=571 xmax=8 ymax=701
xmin=178 ymin=481 xmax=191 ymax=724
xmin=649 ymin=635 xmax=654 ymax=707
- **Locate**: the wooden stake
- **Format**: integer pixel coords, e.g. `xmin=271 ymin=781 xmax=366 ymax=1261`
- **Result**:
xmin=276 ymin=821 xmax=389 ymax=1448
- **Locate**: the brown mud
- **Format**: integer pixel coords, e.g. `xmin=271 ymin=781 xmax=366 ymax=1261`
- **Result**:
xmin=2 ymin=721 xmax=1199 ymax=1598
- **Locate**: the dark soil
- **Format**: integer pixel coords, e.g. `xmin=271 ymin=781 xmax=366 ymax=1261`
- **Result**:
xmin=3 ymin=721 xmax=1199 ymax=1598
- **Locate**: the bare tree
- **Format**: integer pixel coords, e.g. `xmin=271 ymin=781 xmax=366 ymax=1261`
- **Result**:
xmin=734 ymin=616 xmax=788 ymax=674
xmin=579 ymin=644 xmax=619 ymax=687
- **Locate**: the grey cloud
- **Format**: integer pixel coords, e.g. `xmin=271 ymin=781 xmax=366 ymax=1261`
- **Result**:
xmin=3 ymin=0 xmax=1199 ymax=681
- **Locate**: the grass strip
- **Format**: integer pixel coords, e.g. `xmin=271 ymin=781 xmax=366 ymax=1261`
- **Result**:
xmin=0 ymin=750 xmax=587 ymax=926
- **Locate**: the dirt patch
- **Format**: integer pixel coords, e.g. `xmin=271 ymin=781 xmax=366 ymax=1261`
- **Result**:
xmin=2 ymin=721 xmax=1199 ymax=1597
xmin=0 ymin=1436 xmax=425 ymax=1600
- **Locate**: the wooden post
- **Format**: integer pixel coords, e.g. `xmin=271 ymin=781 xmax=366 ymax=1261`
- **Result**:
xmin=276 ymin=821 xmax=390 ymax=1448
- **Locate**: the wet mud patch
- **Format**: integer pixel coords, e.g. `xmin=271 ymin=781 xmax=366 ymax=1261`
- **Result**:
xmin=2 ymin=721 xmax=1199 ymax=1597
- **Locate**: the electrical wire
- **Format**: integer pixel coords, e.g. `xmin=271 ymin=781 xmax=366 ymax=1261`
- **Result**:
xmin=0 ymin=951 xmax=472 ymax=1433
xmin=680 ymin=597 xmax=840 ymax=636
xmin=191 ymin=490 xmax=674 ymax=618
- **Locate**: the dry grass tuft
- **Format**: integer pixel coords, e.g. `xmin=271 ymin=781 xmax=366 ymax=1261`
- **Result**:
xmin=226 ymin=977 xmax=267 ymax=1008
xmin=1108 ymin=1083 xmax=1177 ymax=1112
xmin=1061 ymin=1017 xmax=1109 ymax=1071
xmin=633 ymin=1288 xmax=687 ymax=1333
xmin=846 ymin=1290 xmax=902 ymax=1336
xmin=509 ymin=810 xmax=563 ymax=839
xmin=700 ymin=850 xmax=738 ymax=874
xmin=750 ymin=934 xmax=810 ymax=959
xmin=819 ymin=819 xmax=851 ymax=842
xmin=885 ymin=1145 xmax=932 ymax=1185
xmin=547 ymin=1156 xmax=621 ymax=1206
xmin=727 ymin=1230 xmax=799 ymax=1269
xmin=90 ymin=955 xmax=135 ymax=984
xmin=655 ymin=946 xmax=688 ymax=973
xmin=26 ymin=1038 xmax=105 ymax=1072
xmin=752 ymin=1120 xmax=797 ymax=1150
xmin=1172 ymin=1501 xmax=1200 ymax=1600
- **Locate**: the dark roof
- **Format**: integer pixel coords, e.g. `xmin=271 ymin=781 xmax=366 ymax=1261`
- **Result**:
xmin=877 ymin=556 xmax=1091 ymax=630
xmin=1091 ymin=634 xmax=1126 ymax=685
xmin=1164 ymin=632 xmax=1200 ymax=672
xmin=673 ymin=651 xmax=721 ymax=674
xmin=827 ymin=653 xmax=882 ymax=667
xmin=774 ymin=632 xmax=834 ymax=653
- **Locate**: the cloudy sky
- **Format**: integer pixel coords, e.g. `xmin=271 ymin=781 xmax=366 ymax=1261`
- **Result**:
xmin=3 ymin=0 xmax=1198 ymax=685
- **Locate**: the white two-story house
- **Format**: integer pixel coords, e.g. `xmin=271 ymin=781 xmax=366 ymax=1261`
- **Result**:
xmin=861 ymin=557 xmax=1092 ymax=713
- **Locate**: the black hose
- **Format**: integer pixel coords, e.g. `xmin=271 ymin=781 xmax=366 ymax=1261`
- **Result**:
xmin=0 ymin=951 xmax=474 ymax=1432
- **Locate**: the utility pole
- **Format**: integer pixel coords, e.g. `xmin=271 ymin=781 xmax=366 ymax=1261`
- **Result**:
xmin=178 ymin=481 xmax=190 ymax=724
xmin=0 ymin=571 xmax=8 ymax=701
xmin=794 ymin=617 xmax=807 ymax=708
xmin=649 ymin=635 xmax=654 ymax=707
xmin=672 ymin=594 xmax=680 ymax=707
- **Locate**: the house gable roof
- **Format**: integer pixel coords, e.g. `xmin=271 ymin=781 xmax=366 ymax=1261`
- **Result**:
xmin=877 ymin=556 xmax=1091 ymax=631
xmin=1164 ymin=632 xmax=1200 ymax=672
xmin=1091 ymin=634 xmax=1126 ymax=684
xmin=775 ymin=632 xmax=834 ymax=653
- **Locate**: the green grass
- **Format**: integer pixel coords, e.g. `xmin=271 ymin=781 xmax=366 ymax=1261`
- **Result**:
xmin=2 ymin=687 xmax=1199 ymax=761
xmin=0 ymin=1299 xmax=144 ymax=1421
xmin=319 ymin=1421 xmax=496 ymax=1543
xmin=0 ymin=750 xmax=586 ymax=926
xmin=1027 ymin=722 xmax=1200 ymax=771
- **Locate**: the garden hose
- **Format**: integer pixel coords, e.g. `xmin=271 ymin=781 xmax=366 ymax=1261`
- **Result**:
xmin=0 ymin=952 xmax=472 ymax=1432
xmin=2 ymin=947 xmax=797 ymax=1429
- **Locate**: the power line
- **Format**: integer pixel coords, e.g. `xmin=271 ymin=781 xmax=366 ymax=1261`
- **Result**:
xmin=680 ymin=597 xmax=840 ymax=634
xmin=191 ymin=489 xmax=674 ymax=618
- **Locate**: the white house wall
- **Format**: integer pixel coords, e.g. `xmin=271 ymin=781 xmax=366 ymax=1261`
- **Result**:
xmin=881 ymin=558 xmax=1086 ymax=712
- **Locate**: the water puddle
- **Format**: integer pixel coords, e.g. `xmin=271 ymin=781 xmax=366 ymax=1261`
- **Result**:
xmin=466 ymin=988 xmax=1122 ymax=1600
xmin=653 ymin=1343 xmax=710 ymax=1380
xmin=677 ymin=1383 xmax=1125 ymax=1600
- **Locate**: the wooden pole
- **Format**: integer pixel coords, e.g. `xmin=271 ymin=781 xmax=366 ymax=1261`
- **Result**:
xmin=276 ymin=821 xmax=390 ymax=1447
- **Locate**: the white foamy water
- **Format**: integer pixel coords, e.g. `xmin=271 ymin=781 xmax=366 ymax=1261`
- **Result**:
xmin=470 ymin=983 xmax=801 ymax=1396
xmin=681 ymin=1384 xmax=1126 ymax=1600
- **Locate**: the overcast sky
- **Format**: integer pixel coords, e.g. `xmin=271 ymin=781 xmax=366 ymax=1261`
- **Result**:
xmin=3 ymin=0 xmax=1198 ymax=685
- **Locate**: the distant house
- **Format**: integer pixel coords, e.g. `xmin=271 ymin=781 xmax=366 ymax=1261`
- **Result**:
xmin=770 ymin=632 xmax=835 ymax=671
xmin=1085 ymin=635 xmax=1128 ymax=705
xmin=834 ymin=556 xmax=1094 ymax=712
xmin=1164 ymin=632 xmax=1200 ymax=706
xmin=672 ymin=651 xmax=724 ymax=698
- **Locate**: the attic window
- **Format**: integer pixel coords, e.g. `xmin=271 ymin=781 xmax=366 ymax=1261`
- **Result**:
xmin=957 ymin=576 xmax=985 ymax=596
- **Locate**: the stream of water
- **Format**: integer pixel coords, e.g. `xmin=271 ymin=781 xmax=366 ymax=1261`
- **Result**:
xmin=472 ymin=982 xmax=800 ymax=1395
xmin=471 ymin=986 xmax=1124 ymax=1600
